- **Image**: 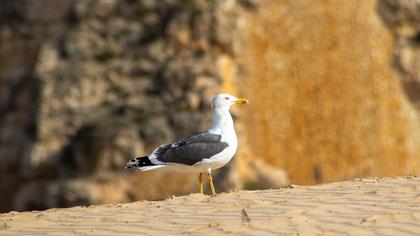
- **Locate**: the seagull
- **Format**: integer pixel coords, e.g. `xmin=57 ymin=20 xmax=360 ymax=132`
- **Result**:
xmin=125 ymin=93 xmax=249 ymax=195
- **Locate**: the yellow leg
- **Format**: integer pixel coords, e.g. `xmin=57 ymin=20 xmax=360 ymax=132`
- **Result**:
xmin=199 ymin=173 xmax=203 ymax=194
xmin=207 ymin=173 xmax=216 ymax=195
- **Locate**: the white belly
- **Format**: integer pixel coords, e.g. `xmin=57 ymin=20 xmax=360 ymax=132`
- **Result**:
xmin=192 ymin=142 xmax=237 ymax=171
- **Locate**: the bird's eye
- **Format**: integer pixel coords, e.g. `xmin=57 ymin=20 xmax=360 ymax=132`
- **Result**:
xmin=225 ymin=97 xmax=229 ymax=100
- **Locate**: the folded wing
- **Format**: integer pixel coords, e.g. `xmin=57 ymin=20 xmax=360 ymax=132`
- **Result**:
xmin=155 ymin=132 xmax=228 ymax=165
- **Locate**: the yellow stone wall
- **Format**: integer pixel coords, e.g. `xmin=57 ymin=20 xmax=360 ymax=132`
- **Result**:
xmin=233 ymin=0 xmax=420 ymax=185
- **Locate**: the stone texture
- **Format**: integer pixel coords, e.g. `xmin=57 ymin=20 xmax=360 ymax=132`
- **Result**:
xmin=378 ymin=0 xmax=420 ymax=110
xmin=0 ymin=0 xmax=73 ymax=213
xmin=0 ymin=0 xmax=252 ymax=213
xmin=235 ymin=0 xmax=420 ymax=185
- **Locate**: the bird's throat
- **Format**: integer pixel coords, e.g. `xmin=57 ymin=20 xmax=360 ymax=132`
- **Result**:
xmin=208 ymin=108 xmax=234 ymax=134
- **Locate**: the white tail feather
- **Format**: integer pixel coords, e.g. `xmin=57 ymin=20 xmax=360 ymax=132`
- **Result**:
xmin=138 ymin=165 xmax=165 ymax=171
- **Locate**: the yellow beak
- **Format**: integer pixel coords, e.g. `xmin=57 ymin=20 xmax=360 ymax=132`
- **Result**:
xmin=235 ymin=98 xmax=249 ymax=105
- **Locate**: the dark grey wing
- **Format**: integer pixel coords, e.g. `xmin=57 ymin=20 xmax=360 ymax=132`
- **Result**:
xmin=156 ymin=132 xmax=228 ymax=165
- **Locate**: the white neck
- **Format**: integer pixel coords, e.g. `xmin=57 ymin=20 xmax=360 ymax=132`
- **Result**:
xmin=207 ymin=107 xmax=235 ymax=135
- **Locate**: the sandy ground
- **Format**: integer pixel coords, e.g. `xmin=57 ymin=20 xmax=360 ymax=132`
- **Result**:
xmin=0 ymin=176 xmax=419 ymax=236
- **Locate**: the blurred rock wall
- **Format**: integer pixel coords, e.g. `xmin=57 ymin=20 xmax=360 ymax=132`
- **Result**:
xmin=378 ymin=0 xmax=420 ymax=110
xmin=0 ymin=0 xmax=74 ymax=212
xmin=0 ymin=0 xmax=249 ymax=213
xmin=235 ymin=0 xmax=420 ymax=185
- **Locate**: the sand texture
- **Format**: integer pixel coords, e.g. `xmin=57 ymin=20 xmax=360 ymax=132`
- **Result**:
xmin=1 ymin=176 xmax=419 ymax=236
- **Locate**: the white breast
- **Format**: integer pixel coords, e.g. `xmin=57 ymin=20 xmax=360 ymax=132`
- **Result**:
xmin=193 ymin=127 xmax=238 ymax=171
xmin=193 ymin=105 xmax=238 ymax=171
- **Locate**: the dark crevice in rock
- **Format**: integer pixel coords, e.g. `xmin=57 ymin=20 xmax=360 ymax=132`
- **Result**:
xmin=409 ymin=32 xmax=420 ymax=46
xmin=402 ymin=80 xmax=420 ymax=104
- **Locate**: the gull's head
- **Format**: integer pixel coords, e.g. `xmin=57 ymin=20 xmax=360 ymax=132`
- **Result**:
xmin=211 ymin=93 xmax=249 ymax=110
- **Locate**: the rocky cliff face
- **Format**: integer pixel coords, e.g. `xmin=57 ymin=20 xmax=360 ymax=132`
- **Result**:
xmin=0 ymin=0 xmax=251 ymax=213
xmin=234 ymin=0 xmax=420 ymax=184
xmin=0 ymin=0 xmax=74 ymax=212
xmin=378 ymin=0 xmax=420 ymax=110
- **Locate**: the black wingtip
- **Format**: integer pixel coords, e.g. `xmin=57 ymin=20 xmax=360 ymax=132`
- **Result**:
xmin=124 ymin=156 xmax=154 ymax=169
